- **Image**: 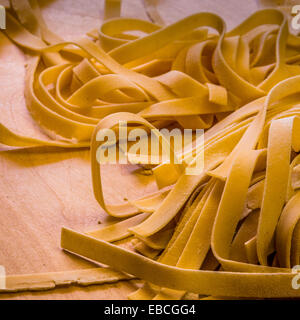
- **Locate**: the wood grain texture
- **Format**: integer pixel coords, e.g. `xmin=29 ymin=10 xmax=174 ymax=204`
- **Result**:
xmin=0 ymin=0 xmax=257 ymax=300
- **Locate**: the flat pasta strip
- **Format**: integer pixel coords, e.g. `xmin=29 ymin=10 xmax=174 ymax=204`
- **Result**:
xmin=0 ymin=268 xmax=134 ymax=293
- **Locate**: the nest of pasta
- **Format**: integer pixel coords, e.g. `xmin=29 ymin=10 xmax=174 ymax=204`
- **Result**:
xmin=2 ymin=0 xmax=300 ymax=299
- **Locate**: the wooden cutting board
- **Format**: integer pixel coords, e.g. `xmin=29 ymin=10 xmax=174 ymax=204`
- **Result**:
xmin=0 ymin=0 xmax=257 ymax=300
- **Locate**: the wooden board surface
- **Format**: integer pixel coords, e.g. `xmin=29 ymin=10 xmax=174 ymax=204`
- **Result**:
xmin=0 ymin=0 xmax=258 ymax=300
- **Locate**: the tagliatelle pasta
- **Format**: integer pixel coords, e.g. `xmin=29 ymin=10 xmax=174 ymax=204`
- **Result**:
xmin=0 ymin=268 xmax=135 ymax=293
xmin=2 ymin=0 xmax=300 ymax=299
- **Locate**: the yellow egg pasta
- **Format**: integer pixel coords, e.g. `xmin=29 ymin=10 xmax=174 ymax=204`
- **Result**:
xmin=2 ymin=0 xmax=300 ymax=299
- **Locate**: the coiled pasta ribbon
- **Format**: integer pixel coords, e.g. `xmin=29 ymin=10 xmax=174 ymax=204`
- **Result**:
xmin=62 ymin=75 xmax=300 ymax=299
xmin=3 ymin=0 xmax=300 ymax=299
